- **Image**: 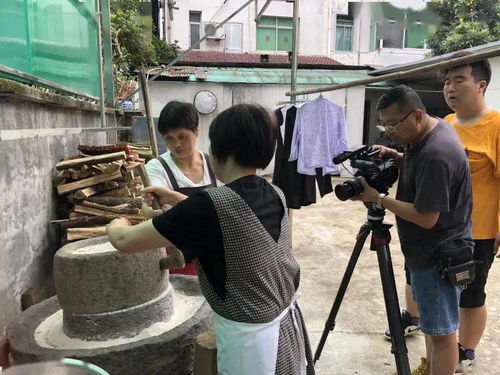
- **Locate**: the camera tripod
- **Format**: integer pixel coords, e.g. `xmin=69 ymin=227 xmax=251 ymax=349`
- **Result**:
xmin=314 ymin=204 xmax=411 ymax=375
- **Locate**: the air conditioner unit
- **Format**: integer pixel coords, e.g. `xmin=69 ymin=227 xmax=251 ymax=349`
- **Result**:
xmin=203 ymin=22 xmax=226 ymax=40
xmin=334 ymin=2 xmax=349 ymax=16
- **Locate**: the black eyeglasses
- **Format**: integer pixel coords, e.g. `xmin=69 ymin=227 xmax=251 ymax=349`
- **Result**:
xmin=376 ymin=110 xmax=416 ymax=133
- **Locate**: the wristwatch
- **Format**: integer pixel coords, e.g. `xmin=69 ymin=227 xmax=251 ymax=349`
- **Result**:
xmin=375 ymin=193 xmax=387 ymax=209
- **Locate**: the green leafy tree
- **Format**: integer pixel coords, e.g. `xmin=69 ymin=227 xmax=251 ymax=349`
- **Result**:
xmin=427 ymin=0 xmax=500 ymax=56
xmin=110 ymin=0 xmax=179 ymax=100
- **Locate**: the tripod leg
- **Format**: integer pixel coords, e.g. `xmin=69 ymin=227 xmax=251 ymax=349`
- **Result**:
xmin=373 ymin=232 xmax=411 ymax=375
xmin=314 ymin=225 xmax=371 ymax=364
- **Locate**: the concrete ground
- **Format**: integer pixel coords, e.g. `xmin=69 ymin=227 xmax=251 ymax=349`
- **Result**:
xmin=292 ymin=178 xmax=500 ymax=375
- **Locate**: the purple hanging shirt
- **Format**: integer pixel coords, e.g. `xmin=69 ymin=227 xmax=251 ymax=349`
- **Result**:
xmin=289 ymin=96 xmax=349 ymax=175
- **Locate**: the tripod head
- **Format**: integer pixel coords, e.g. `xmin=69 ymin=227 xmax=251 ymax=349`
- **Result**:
xmin=364 ymin=203 xmax=386 ymax=224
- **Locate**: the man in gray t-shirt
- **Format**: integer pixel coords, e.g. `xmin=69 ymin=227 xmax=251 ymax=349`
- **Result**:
xmin=351 ymin=85 xmax=472 ymax=375
xmin=396 ymin=118 xmax=472 ymax=269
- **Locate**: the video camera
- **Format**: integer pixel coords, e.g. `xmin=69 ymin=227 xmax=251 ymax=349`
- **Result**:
xmin=332 ymin=146 xmax=399 ymax=201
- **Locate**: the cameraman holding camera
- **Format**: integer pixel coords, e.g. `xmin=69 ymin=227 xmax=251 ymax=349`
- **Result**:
xmin=352 ymin=85 xmax=473 ymax=375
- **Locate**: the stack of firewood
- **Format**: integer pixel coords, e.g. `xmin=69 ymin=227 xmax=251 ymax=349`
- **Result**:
xmin=52 ymin=143 xmax=154 ymax=242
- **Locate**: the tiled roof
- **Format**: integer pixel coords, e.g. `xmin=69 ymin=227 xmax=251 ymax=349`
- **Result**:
xmin=159 ymin=66 xmax=207 ymax=79
xmin=178 ymin=50 xmax=343 ymax=66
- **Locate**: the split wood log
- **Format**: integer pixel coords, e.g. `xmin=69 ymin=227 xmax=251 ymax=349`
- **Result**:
xmin=51 ymin=215 xmax=115 ymax=229
xmin=102 ymin=161 xmax=123 ymax=174
xmin=56 ymin=151 xmax=126 ymax=170
xmin=73 ymin=205 xmax=145 ymax=221
xmin=57 ymin=170 xmax=122 ymax=195
xmin=67 ymin=226 xmax=107 ymax=241
xmin=74 ymin=186 xmax=100 ymax=200
xmin=96 ymin=186 xmax=131 ymax=198
xmin=69 ymin=212 xmax=87 ymax=219
xmin=118 ymin=170 xmax=135 ymax=183
xmin=86 ymin=196 xmax=142 ymax=207
xmin=53 ymin=170 xmax=71 ymax=186
xmin=81 ymin=201 xmax=141 ymax=214
xmin=103 ymin=181 xmax=124 ymax=190
xmin=69 ymin=169 xmax=91 ymax=180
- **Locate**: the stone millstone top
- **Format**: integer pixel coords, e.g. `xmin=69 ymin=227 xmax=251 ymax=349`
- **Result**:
xmin=54 ymin=236 xmax=168 ymax=314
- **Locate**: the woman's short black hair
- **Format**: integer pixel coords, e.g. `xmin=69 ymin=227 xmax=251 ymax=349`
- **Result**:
xmin=209 ymin=104 xmax=277 ymax=169
xmin=157 ymin=101 xmax=199 ymax=135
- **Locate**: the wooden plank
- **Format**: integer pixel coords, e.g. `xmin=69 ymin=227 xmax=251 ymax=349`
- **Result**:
xmin=57 ymin=170 xmax=122 ymax=195
xmin=81 ymin=200 xmax=141 ymax=214
xmin=67 ymin=226 xmax=107 ymax=241
xmin=56 ymin=151 xmax=126 ymax=170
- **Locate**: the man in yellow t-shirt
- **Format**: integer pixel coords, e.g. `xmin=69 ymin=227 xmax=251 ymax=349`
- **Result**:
xmin=442 ymin=51 xmax=500 ymax=372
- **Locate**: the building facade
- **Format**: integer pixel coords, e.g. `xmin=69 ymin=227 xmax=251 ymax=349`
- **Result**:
xmin=158 ymin=0 xmax=439 ymax=67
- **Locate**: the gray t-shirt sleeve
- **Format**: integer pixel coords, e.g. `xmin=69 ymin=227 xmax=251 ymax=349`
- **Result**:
xmin=414 ymin=157 xmax=451 ymax=213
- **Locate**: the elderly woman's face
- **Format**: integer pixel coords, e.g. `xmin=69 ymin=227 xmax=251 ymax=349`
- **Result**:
xmin=163 ymin=127 xmax=198 ymax=159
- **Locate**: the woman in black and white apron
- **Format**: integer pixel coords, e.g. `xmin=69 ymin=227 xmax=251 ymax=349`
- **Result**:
xmin=144 ymin=101 xmax=218 ymax=275
xmin=108 ymin=104 xmax=315 ymax=375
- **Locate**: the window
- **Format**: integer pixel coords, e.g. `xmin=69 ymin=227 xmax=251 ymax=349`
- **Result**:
xmin=256 ymin=17 xmax=293 ymax=51
xmin=225 ymin=23 xmax=243 ymax=53
xmin=373 ymin=20 xmax=404 ymax=49
xmin=405 ymin=22 xmax=427 ymax=49
xmin=189 ymin=11 xmax=201 ymax=49
xmin=335 ymin=19 xmax=353 ymax=52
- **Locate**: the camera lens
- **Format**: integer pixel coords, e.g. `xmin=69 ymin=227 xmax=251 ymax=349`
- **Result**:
xmin=334 ymin=179 xmax=364 ymax=201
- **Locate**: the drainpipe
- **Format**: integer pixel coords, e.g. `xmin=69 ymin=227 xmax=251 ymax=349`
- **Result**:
xmin=327 ymin=0 xmax=333 ymax=57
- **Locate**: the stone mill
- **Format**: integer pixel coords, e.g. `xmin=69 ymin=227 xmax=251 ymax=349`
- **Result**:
xmin=7 ymin=236 xmax=211 ymax=375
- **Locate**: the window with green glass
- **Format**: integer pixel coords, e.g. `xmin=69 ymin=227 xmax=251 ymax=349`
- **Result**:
xmin=335 ymin=20 xmax=353 ymax=52
xmin=256 ymin=16 xmax=293 ymax=51
xmin=369 ymin=23 xmax=378 ymax=51
xmin=405 ymin=23 xmax=428 ymax=48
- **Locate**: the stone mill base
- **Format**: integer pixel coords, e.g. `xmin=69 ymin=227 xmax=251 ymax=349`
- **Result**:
xmin=7 ymin=275 xmax=212 ymax=375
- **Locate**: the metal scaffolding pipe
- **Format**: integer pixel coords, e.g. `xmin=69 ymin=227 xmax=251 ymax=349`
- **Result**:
xmin=285 ymin=47 xmax=500 ymax=97
xmin=290 ymin=0 xmax=299 ymax=102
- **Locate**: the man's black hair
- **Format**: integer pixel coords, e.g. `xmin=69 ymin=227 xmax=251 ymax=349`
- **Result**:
xmin=157 ymin=101 xmax=199 ymax=135
xmin=376 ymin=85 xmax=426 ymax=113
xmin=439 ymin=51 xmax=491 ymax=94
xmin=209 ymin=104 xmax=277 ymax=169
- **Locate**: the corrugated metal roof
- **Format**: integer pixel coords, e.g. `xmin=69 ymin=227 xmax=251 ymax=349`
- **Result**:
xmin=177 ymin=67 xmax=386 ymax=86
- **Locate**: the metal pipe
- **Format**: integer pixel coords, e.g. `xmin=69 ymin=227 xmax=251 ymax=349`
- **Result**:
xmin=286 ymin=47 xmax=500 ymax=97
xmin=139 ymin=67 xmax=160 ymax=157
xmin=255 ymin=0 xmax=272 ymax=23
xmin=95 ymin=1 xmax=107 ymax=128
xmin=0 ymin=64 xmax=100 ymax=102
xmin=290 ymin=0 xmax=299 ymax=102
xmin=117 ymin=0 xmax=255 ymax=105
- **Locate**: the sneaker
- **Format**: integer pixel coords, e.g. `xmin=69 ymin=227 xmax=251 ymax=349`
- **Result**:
xmin=456 ymin=344 xmax=476 ymax=373
xmin=384 ymin=309 xmax=421 ymax=340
